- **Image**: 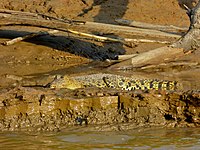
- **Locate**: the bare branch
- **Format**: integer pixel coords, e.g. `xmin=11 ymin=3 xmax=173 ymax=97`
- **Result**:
xmin=0 ymin=9 xmax=182 ymax=40
xmin=3 ymin=30 xmax=59 ymax=45
xmin=115 ymin=19 xmax=188 ymax=32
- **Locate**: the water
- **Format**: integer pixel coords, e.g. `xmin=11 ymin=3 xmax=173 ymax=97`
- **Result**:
xmin=0 ymin=128 xmax=200 ymax=150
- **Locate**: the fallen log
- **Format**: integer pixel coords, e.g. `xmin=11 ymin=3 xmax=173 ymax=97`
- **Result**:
xmin=108 ymin=46 xmax=185 ymax=70
xmin=84 ymin=22 xmax=182 ymax=39
xmin=0 ymin=9 xmax=187 ymax=70
xmin=115 ymin=18 xmax=188 ymax=32
xmin=2 ymin=27 xmax=170 ymax=46
xmin=0 ymin=9 xmax=182 ymax=40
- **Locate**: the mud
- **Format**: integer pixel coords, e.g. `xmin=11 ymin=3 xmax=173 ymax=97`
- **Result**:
xmin=0 ymin=86 xmax=199 ymax=131
xmin=0 ymin=0 xmax=199 ymax=131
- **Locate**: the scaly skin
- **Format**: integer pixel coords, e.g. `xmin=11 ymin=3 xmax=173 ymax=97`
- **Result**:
xmin=49 ymin=74 xmax=177 ymax=91
xmin=49 ymin=75 xmax=83 ymax=90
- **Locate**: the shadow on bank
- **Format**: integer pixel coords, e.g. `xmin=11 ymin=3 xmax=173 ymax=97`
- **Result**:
xmin=0 ymin=29 xmax=124 ymax=60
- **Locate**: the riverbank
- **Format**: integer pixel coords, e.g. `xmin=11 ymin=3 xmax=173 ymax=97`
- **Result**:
xmin=0 ymin=0 xmax=199 ymax=131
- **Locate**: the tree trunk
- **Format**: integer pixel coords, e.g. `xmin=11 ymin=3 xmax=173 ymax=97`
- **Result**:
xmin=178 ymin=0 xmax=198 ymax=10
xmin=173 ymin=1 xmax=200 ymax=51
xmin=108 ymin=1 xmax=200 ymax=70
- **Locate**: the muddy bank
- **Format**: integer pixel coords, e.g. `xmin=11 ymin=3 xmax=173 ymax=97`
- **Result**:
xmin=0 ymin=0 xmax=190 ymax=76
xmin=0 ymin=85 xmax=199 ymax=131
xmin=0 ymin=0 xmax=200 ymax=132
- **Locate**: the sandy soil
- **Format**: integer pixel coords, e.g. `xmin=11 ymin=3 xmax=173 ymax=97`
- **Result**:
xmin=0 ymin=0 xmax=191 ymax=76
xmin=0 ymin=0 xmax=199 ymax=131
xmin=0 ymin=0 xmax=199 ymax=89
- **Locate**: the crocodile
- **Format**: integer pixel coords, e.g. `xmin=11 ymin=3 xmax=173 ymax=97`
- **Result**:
xmin=49 ymin=73 xmax=178 ymax=91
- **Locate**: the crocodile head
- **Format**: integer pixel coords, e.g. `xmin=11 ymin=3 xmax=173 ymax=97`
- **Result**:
xmin=50 ymin=75 xmax=83 ymax=90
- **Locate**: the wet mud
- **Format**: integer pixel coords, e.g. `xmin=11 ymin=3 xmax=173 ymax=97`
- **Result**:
xmin=0 ymin=86 xmax=199 ymax=131
xmin=0 ymin=0 xmax=199 ymax=131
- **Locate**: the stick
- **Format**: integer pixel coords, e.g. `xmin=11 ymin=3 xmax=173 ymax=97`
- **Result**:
xmin=67 ymin=29 xmax=170 ymax=45
xmin=3 ymin=30 xmax=59 ymax=45
xmin=67 ymin=29 xmax=124 ymax=43
xmin=140 ymin=61 xmax=198 ymax=70
xmin=115 ymin=19 xmax=188 ymax=32
xmin=84 ymin=22 xmax=182 ymax=39
xmin=117 ymin=54 xmax=138 ymax=61
xmin=123 ymin=38 xmax=170 ymax=44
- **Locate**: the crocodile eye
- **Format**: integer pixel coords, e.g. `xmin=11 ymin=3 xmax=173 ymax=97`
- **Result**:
xmin=119 ymin=81 xmax=124 ymax=86
xmin=121 ymin=79 xmax=125 ymax=82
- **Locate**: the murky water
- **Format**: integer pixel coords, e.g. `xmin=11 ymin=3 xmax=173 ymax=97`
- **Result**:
xmin=0 ymin=128 xmax=199 ymax=150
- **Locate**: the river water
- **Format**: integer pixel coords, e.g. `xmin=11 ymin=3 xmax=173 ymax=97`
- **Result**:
xmin=0 ymin=127 xmax=200 ymax=150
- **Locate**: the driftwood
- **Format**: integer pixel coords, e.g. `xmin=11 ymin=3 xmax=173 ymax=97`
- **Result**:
xmin=84 ymin=22 xmax=182 ymax=39
xmin=0 ymin=9 xmax=182 ymax=40
xmin=108 ymin=46 xmax=185 ymax=70
xmin=123 ymin=38 xmax=170 ymax=44
xmin=2 ymin=28 xmax=170 ymax=46
xmin=117 ymin=54 xmax=138 ymax=61
xmin=140 ymin=61 xmax=198 ymax=70
xmin=110 ymin=1 xmax=200 ymax=70
xmin=0 ymin=9 xmax=171 ymax=46
xmin=68 ymin=29 xmax=170 ymax=44
xmin=107 ymin=54 xmax=139 ymax=64
xmin=0 ymin=9 xmax=189 ymax=70
xmin=172 ymin=1 xmax=200 ymax=51
xmin=3 ymin=30 xmax=59 ymax=45
xmin=115 ymin=19 xmax=188 ymax=32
